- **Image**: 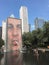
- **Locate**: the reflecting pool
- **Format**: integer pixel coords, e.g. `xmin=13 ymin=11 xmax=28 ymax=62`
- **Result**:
xmin=0 ymin=51 xmax=49 ymax=65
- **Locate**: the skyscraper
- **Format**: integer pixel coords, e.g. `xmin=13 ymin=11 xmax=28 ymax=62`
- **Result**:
xmin=2 ymin=20 xmax=6 ymax=52
xmin=35 ymin=17 xmax=45 ymax=30
xmin=2 ymin=21 xmax=6 ymax=43
xmin=20 ymin=6 xmax=29 ymax=34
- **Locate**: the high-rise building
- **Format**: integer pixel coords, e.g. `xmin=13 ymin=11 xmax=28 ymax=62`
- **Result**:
xmin=2 ymin=21 xmax=6 ymax=43
xmin=2 ymin=14 xmax=15 ymax=42
xmin=20 ymin=6 xmax=29 ymax=34
xmin=2 ymin=21 xmax=6 ymax=52
xmin=35 ymin=17 xmax=45 ymax=30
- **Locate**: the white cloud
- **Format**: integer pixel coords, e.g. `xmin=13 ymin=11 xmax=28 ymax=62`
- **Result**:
xmin=10 ymin=14 xmax=15 ymax=18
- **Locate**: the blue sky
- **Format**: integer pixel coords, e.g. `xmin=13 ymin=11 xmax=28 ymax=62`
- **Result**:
xmin=0 ymin=0 xmax=49 ymax=31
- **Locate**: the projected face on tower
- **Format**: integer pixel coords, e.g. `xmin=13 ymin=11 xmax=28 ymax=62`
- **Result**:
xmin=7 ymin=18 xmax=22 ymax=51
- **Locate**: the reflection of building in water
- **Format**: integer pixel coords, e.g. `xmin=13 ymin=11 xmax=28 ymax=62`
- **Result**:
xmin=20 ymin=6 xmax=29 ymax=34
xmin=1 ymin=51 xmax=23 ymax=65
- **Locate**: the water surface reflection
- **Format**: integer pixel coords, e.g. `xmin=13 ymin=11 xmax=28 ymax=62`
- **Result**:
xmin=0 ymin=51 xmax=49 ymax=65
xmin=1 ymin=51 xmax=23 ymax=65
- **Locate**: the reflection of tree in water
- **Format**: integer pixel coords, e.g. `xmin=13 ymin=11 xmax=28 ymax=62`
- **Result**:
xmin=1 ymin=51 xmax=49 ymax=65
xmin=23 ymin=53 xmax=39 ymax=65
xmin=38 ymin=52 xmax=49 ymax=65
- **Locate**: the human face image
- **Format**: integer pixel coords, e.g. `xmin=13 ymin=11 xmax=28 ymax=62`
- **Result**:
xmin=7 ymin=18 xmax=22 ymax=51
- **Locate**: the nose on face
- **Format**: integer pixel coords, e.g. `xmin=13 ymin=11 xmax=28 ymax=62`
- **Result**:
xmin=13 ymin=28 xmax=19 ymax=36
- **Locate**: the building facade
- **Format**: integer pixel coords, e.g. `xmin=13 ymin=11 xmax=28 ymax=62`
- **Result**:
xmin=20 ymin=6 xmax=29 ymax=34
xmin=35 ymin=17 xmax=45 ymax=30
xmin=2 ymin=21 xmax=6 ymax=52
xmin=2 ymin=21 xmax=6 ymax=42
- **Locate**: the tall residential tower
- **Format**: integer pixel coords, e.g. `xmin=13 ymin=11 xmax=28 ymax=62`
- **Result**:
xmin=20 ymin=6 xmax=29 ymax=34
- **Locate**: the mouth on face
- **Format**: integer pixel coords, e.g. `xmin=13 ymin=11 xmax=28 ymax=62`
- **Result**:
xmin=11 ymin=40 xmax=19 ymax=51
xmin=12 ymin=40 xmax=19 ymax=46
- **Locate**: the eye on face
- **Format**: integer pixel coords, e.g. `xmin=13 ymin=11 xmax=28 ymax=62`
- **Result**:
xmin=8 ymin=24 xmax=21 ymax=30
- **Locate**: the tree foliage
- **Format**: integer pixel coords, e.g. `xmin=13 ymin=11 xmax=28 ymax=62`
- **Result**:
xmin=0 ymin=38 xmax=4 ymax=49
xmin=43 ymin=22 xmax=49 ymax=45
xmin=22 ymin=21 xmax=49 ymax=48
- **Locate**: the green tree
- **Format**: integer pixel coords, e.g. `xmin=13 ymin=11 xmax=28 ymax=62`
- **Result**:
xmin=43 ymin=22 xmax=49 ymax=45
xmin=22 ymin=32 xmax=32 ymax=49
xmin=31 ymin=30 xmax=39 ymax=48
xmin=0 ymin=37 xmax=4 ymax=49
xmin=22 ymin=21 xmax=49 ymax=48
